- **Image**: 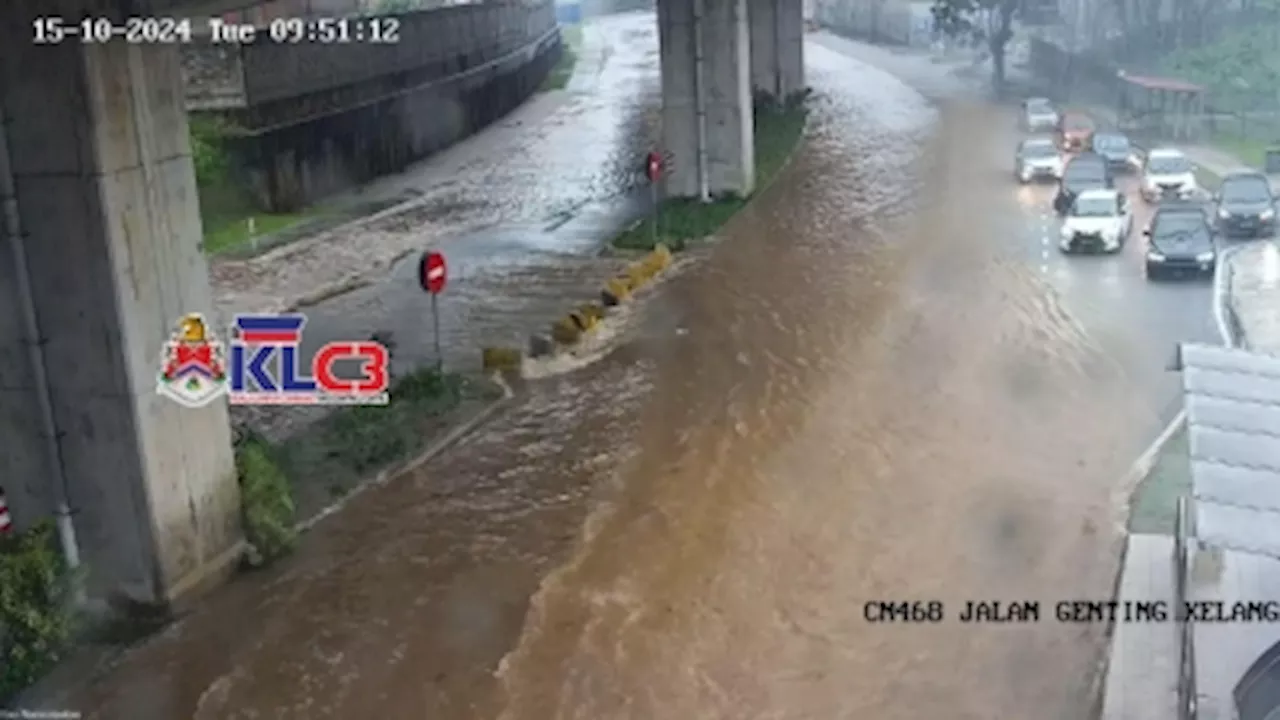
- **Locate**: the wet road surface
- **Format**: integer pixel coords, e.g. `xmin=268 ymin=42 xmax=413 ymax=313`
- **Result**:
xmin=1010 ymin=175 xmax=1217 ymax=423
xmin=54 ymin=33 xmax=1219 ymax=720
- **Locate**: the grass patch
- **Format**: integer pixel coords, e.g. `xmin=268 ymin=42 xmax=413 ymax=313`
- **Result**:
xmin=1194 ymin=165 xmax=1223 ymax=192
xmin=1210 ymin=131 xmax=1270 ymax=170
xmin=202 ymin=208 xmax=320 ymax=256
xmin=542 ymin=24 xmax=583 ymax=91
xmin=612 ymin=100 xmax=808 ymax=252
xmin=271 ymin=368 xmax=502 ymax=518
xmin=1127 ymin=424 xmax=1191 ymax=535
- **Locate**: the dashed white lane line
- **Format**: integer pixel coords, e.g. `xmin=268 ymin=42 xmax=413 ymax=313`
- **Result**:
xmin=1040 ymin=211 xmax=1053 ymax=273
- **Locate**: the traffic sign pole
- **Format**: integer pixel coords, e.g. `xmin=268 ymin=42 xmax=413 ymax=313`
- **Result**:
xmin=431 ymin=294 xmax=442 ymax=372
xmin=650 ymin=181 xmax=659 ymax=247
xmin=646 ymin=150 xmax=663 ymax=247
xmin=419 ymin=250 xmax=448 ymax=372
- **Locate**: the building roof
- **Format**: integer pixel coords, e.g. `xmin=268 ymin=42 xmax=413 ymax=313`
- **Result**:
xmin=1180 ymin=343 xmax=1280 ymax=556
xmin=1117 ymin=71 xmax=1204 ymax=94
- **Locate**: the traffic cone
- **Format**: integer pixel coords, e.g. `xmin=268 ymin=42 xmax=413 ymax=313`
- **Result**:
xmin=0 ymin=487 xmax=12 ymax=535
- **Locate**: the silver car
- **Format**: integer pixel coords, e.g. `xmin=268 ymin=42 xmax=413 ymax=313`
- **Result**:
xmin=1015 ymin=137 xmax=1063 ymax=183
xmin=1022 ymin=97 xmax=1059 ymax=132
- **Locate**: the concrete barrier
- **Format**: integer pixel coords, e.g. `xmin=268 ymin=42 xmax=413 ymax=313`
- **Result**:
xmin=481 ymin=346 xmax=523 ymax=372
xmin=602 ymin=245 xmax=671 ymax=305
xmin=486 ymin=245 xmax=675 ymax=370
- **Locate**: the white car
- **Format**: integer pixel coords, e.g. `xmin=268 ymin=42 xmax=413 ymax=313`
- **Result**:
xmin=1140 ymin=148 xmax=1198 ymax=202
xmin=1059 ymin=188 xmax=1132 ymax=253
xmin=1022 ymin=97 xmax=1059 ymax=132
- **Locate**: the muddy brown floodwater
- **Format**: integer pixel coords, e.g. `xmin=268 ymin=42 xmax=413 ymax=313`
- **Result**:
xmin=64 ymin=41 xmax=1156 ymax=720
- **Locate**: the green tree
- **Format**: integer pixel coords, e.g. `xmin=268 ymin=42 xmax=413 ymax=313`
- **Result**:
xmin=932 ymin=0 xmax=1019 ymax=93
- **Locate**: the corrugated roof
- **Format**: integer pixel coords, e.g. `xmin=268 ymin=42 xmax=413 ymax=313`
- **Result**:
xmin=1117 ymin=72 xmax=1204 ymax=94
xmin=1182 ymin=343 xmax=1280 ymax=556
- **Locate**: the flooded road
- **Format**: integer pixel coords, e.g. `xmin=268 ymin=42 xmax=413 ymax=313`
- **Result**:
xmin=57 ymin=33 xmax=1201 ymax=720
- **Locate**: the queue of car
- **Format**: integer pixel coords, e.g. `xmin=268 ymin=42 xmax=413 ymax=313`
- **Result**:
xmin=1015 ymin=96 xmax=1276 ymax=281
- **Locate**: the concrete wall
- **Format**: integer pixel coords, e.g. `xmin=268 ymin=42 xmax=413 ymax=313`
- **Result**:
xmin=183 ymin=1 xmax=556 ymax=108
xmin=182 ymin=0 xmax=559 ymax=211
xmin=814 ymin=0 xmax=934 ymax=46
xmin=581 ymin=0 xmax=654 ymax=15
xmin=235 ymin=30 xmax=560 ymax=210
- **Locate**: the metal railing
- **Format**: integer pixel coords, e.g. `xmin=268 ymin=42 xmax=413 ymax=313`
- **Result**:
xmin=1174 ymin=494 xmax=1198 ymax=720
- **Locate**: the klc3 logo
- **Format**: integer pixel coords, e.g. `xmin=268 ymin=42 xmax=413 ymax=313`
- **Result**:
xmin=228 ymin=314 xmax=390 ymax=405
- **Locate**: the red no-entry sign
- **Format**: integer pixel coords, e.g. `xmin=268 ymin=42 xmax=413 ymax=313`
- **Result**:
xmin=646 ymin=150 xmax=663 ymax=182
xmin=419 ymin=251 xmax=447 ymax=294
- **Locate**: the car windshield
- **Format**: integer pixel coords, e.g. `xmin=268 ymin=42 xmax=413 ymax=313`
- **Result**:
xmin=1147 ymin=155 xmax=1191 ymax=174
xmin=1072 ymin=197 xmax=1116 ymax=217
xmin=1064 ymin=115 xmax=1093 ymax=130
xmin=1093 ymin=134 xmax=1128 ymax=151
xmin=1223 ymin=177 xmax=1272 ymax=203
xmin=1064 ymin=159 xmax=1105 ymax=184
xmin=1023 ymin=143 xmax=1057 ymax=158
xmin=1027 ymin=100 xmax=1053 ymax=114
xmin=1153 ymin=214 xmax=1209 ymax=242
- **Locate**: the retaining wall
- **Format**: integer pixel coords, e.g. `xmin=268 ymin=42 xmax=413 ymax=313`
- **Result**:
xmin=813 ymin=0 xmax=933 ymax=47
xmin=183 ymin=0 xmax=559 ymax=211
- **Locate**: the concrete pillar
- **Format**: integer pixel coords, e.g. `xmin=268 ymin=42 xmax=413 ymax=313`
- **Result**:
xmin=0 ymin=2 xmax=242 ymax=608
xmin=658 ymin=0 xmax=756 ymax=199
xmin=749 ymin=0 xmax=805 ymax=103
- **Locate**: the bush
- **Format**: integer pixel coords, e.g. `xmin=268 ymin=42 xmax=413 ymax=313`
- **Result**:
xmin=189 ymin=115 xmax=231 ymax=190
xmin=0 ymin=521 xmax=73 ymax=703
xmin=235 ymin=431 xmax=298 ymax=567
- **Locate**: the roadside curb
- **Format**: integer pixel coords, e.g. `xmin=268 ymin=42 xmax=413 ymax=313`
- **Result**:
xmin=294 ymin=374 xmax=514 ymax=535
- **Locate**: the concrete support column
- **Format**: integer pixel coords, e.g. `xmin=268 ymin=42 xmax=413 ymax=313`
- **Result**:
xmin=658 ymin=0 xmax=756 ymax=198
xmin=0 ymin=2 xmax=242 ymax=607
xmin=749 ymin=0 xmax=805 ymax=103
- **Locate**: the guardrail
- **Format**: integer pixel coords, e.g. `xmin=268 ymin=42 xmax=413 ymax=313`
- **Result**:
xmin=1174 ymin=494 xmax=1198 ymax=720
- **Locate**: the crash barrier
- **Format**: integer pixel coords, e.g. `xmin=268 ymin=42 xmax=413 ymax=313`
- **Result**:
xmin=483 ymin=244 xmax=673 ymax=369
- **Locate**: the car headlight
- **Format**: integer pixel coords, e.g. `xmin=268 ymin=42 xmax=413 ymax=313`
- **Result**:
xmin=1196 ymin=251 xmax=1215 ymax=262
xmin=1219 ymin=208 xmax=1231 ymax=219
xmin=1147 ymin=251 xmax=1166 ymax=262
xmin=1262 ymin=208 xmax=1275 ymax=220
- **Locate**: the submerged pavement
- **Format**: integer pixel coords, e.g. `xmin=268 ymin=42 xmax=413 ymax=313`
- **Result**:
xmin=49 ymin=35 xmax=1213 ymax=720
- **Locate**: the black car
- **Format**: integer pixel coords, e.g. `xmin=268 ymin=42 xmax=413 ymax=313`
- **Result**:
xmin=1090 ymin=132 xmax=1134 ymax=174
xmin=1144 ymin=202 xmax=1217 ymax=280
xmin=1214 ymin=171 xmax=1276 ymax=238
xmin=1054 ymin=152 xmax=1113 ymax=215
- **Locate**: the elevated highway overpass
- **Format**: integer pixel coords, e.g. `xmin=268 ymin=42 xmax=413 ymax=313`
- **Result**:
xmin=0 ymin=0 xmax=802 ymax=610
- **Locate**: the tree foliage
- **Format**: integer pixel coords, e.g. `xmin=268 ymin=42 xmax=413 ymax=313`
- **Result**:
xmin=931 ymin=0 xmax=1019 ymax=89
xmin=1163 ymin=26 xmax=1280 ymax=112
